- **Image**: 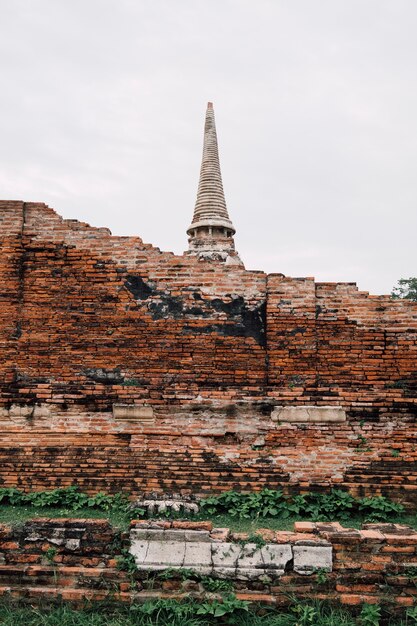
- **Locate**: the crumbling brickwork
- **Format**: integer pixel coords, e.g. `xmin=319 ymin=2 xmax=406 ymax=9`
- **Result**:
xmin=0 ymin=200 xmax=416 ymax=501
xmin=1 ymin=517 xmax=417 ymax=609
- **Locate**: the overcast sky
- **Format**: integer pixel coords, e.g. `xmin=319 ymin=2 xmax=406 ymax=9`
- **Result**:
xmin=1 ymin=0 xmax=416 ymax=295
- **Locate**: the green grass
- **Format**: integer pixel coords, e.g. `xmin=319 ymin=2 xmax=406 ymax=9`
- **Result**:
xmin=0 ymin=601 xmax=413 ymax=626
xmin=0 ymin=486 xmax=414 ymax=535
xmin=0 ymin=505 xmax=130 ymax=529
xmin=200 ymin=513 xmax=417 ymax=533
xmin=1 ymin=505 xmax=416 ymax=534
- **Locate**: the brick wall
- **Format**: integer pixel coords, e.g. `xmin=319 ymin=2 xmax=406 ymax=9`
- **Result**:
xmin=1 ymin=517 xmax=417 ymax=609
xmin=0 ymin=201 xmax=416 ymax=500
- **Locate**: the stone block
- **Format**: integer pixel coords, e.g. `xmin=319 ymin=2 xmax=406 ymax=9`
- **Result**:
xmin=130 ymin=529 xmax=165 ymax=541
xmin=237 ymin=543 xmax=264 ymax=570
xmin=293 ymin=545 xmax=332 ymax=574
xmin=185 ymin=565 xmax=213 ymax=576
xmin=184 ymin=530 xmax=211 ymax=542
xmin=65 ymin=538 xmax=81 ymax=551
xmin=112 ymin=405 xmax=155 ymax=422
xmin=163 ymin=530 xmax=188 ymax=541
xmin=213 ymin=566 xmax=237 ymax=579
xmin=235 ymin=567 xmax=266 ymax=581
xmin=183 ymin=542 xmax=212 ymax=568
xmin=261 ymin=544 xmax=292 ymax=571
xmin=212 ymin=543 xmax=241 ymax=568
xmin=144 ymin=541 xmax=185 ymax=567
xmin=130 ymin=539 xmax=148 ymax=566
xmin=271 ymin=406 xmax=346 ymax=423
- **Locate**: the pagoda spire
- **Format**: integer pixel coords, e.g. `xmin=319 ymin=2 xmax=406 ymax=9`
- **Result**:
xmin=186 ymin=103 xmax=242 ymax=265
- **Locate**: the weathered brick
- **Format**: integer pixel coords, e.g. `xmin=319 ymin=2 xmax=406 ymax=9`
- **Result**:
xmin=0 ymin=199 xmax=417 ymax=505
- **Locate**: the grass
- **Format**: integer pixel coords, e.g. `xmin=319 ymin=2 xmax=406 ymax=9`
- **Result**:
xmin=196 ymin=512 xmax=417 ymax=533
xmin=0 ymin=505 xmax=131 ymax=529
xmin=0 ymin=486 xmax=415 ymax=534
xmin=1 ymin=505 xmax=417 ymax=534
xmin=0 ymin=601 xmax=414 ymax=626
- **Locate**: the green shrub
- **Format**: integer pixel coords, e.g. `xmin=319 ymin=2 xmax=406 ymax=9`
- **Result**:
xmin=359 ymin=603 xmax=381 ymax=626
xmin=0 ymin=599 xmax=411 ymax=625
xmin=0 ymin=486 xmax=129 ymax=513
xmin=358 ymin=496 xmax=404 ymax=522
xmin=200 ymin=488 xmax=290 ymax=519
xmin=199 ymin=488 xmax=404 ymax=522
xmin=295 ymin=490 xmax=356 ymax=521
xmin=116 ymin=549 xmax=138 ymax=576
xmin=200 ymin=576 xmax=234 ymax=592
xmin=0 ymin=485 xmax=407 ymax=527
xmin=406 ymin=606 xmax=417 ymax=623
xmin=129 ymin=595 xmax=249 ymax=621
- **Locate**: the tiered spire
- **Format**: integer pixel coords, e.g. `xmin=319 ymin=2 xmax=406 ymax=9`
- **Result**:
xmin=186 ymin=103 xmax=242 ymax=264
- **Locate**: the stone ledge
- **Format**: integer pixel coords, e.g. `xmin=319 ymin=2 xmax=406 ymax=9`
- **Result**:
xmin=129 ymin=522 xmax=332 ymax=580
xmin=271 ymin=406 xmax=346 ymax=423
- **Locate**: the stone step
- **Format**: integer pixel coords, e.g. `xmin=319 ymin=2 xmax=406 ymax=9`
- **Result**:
xmin=129 ymin=537 xmax=332 ymax=580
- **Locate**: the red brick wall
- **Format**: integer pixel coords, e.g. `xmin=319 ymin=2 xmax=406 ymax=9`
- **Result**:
xmin=0 ymin=201 xmax=416 ymax=500
xmin=0 ymin=517 xmax=416 ymax=610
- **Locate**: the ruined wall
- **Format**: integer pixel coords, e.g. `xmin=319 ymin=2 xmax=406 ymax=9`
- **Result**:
xmin=1 ymin=517 xmax=417 ymax=610
xmin=0 ymin=201 xmax=416 ymax=500
xmin=1 ymin=201 xmax=267 ymax=407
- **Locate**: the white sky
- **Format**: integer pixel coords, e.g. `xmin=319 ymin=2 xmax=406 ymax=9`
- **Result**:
xmin=1 ymin=0 xmax=416 ymax=295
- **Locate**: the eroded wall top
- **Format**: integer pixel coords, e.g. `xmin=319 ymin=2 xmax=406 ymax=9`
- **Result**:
xmin=1 ymin=200 xmax=416 ymax=411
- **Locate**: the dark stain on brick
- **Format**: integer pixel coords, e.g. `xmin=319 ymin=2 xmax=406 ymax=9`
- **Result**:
xmin=348 ymin=408 xmax=381 ymax=423
xmin=15 ymin=371 xmax=50 ymax=385
xmin=83 ymin=368 xmax=124 ymax=385
xmin=115 ymin=434 xmax=132 ymax=443
xmin=185 ymin=306 xmax=205 ymax=316
xmin=258 ymin=402 xmax=273 ymax=416
xmin=148 ymin=296 xmax=184 ymax=318
xmin=182 ymin=299 xmax=266 ymax=346
xmin=10 ymin=321 xmax=22 ymax=339
xmin=100 ymin=294 xmax=119 ymax=303
xmin=125 ymin=275 xmax=154 ymax=300
xmin=289 ymin=326 xmax=307 ymax=336
xmin=125 ymin=276 xmax=266 ymax=345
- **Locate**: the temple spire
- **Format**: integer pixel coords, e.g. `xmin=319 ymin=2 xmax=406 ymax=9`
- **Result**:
xmin=186 ymin=103 xmax=242 ymax=265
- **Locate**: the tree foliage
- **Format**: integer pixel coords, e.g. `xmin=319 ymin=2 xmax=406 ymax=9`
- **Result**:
xmin=391 ymin=277 xmax=417 ymax=301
